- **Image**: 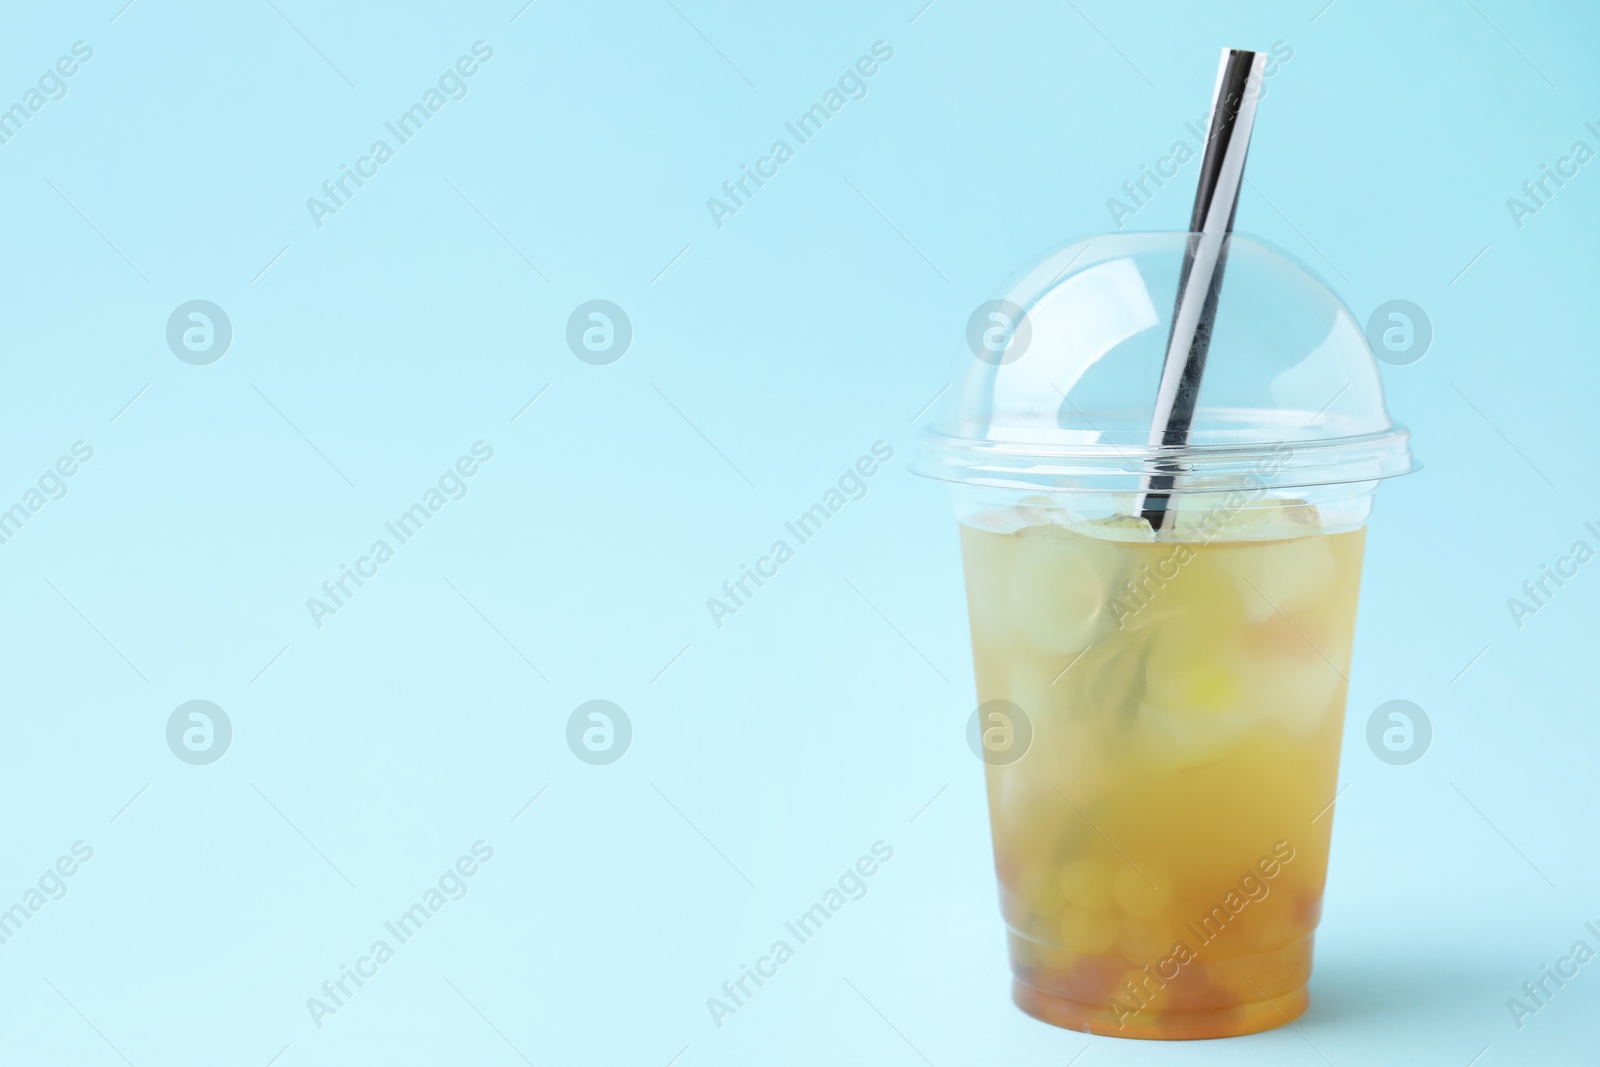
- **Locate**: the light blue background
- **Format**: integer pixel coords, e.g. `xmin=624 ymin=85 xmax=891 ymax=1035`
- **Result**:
xmin=0 ymin=1 xmax=1595 ymax=1064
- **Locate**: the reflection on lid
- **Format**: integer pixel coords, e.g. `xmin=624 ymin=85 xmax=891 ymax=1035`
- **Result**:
xmin=969 ymin=256 xmax=1158 ymax=444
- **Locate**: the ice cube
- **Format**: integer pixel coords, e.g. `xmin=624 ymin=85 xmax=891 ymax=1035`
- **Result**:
xmin=1069 ymin=512 xmax=1157 ymax=543
xmin=1139 ymin=560 xmax=1248 ymax=713
xmin=1007 ymin=524 xmax=1119 ymax=657
xmin=1215 ymin=535 xmax=1338 ymax=625
xmin=1168 ymin=498 xmax=1321 ymax=543
xmin=1235 ymin=654 xmax=1343 ymax=738
xmin=1127 ymin=702 xmax=1255 ymax=774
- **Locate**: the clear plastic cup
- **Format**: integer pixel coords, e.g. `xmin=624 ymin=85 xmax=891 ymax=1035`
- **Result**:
xmin=915 ymin=233 xmax=1415 ymax=1039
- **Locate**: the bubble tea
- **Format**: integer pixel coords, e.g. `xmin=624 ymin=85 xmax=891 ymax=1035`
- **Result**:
xmin=917 ymin=234 xmax=1414 ymax=1038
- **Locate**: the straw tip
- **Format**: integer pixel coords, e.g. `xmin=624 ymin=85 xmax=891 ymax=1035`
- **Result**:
xmin=1221 ymin=47 xmax=1269 ymax=69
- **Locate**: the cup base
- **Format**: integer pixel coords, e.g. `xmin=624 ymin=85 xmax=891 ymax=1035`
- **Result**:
xmin=1011 ymin=978 xmax=1308 ymax=1041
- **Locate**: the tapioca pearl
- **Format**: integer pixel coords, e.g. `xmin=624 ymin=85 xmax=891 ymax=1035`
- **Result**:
xmin=1026 ymin=916 xmax=1076 ymax=970
xmin=1116 ymin=916 xmax=1173 ymax=963
xmin=1112 ymin=865 xmax=1172 ymax=919
xmin=1059 ymin=907 xmax=1119 ymax=954
xmin=1160 ymin=962 xmax=1214 ymax=1005
xmin=1062 ymin=953 xmax=1126 ymax=1002
xmin=1231 ymin=894 xmax=1302 ymax=952
xmin=1019 ymin=862 xmax=1067 ymax=917
xmin=1059 ymin=859 xmax=1114 ymax=909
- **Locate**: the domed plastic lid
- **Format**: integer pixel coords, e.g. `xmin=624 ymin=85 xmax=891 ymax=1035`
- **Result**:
xmin=916 ymin=233 xmax=1416 ymax=494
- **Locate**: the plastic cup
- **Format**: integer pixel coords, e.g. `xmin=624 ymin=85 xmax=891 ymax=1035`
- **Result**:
xmin=916 ymin=233 xmax=1415 ymax=1039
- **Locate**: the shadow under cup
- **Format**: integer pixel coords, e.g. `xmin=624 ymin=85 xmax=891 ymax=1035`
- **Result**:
xmin=915 ymin=233 xmax=1416 ymax=1039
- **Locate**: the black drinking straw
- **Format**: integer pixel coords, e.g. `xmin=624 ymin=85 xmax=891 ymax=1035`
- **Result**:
xmin=1137 ymin=48 xmax=1268 ymax=532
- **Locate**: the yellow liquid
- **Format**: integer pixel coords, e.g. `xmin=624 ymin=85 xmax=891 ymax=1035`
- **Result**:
xmin=960 ymin=518 xmax=1365 ymax=1039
